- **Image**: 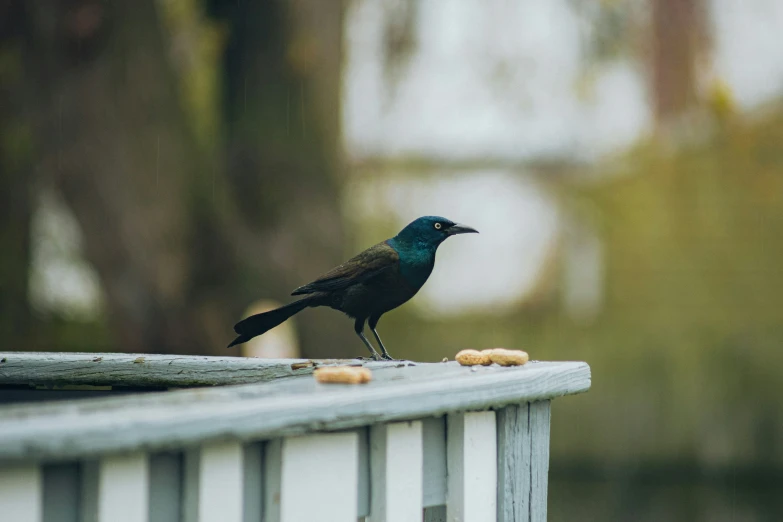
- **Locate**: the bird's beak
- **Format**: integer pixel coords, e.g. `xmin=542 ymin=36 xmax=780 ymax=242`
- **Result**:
xmin=447 ymin=223 xmax=479 ymax=235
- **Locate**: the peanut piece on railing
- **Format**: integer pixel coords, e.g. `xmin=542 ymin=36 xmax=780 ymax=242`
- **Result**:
xmin=455 ymin=349 xmax=492 ymax=366
xmin=314 ymin=366 xmax=372 ymax=384
xmin=483 ymin=348 xmax=529 ymax=366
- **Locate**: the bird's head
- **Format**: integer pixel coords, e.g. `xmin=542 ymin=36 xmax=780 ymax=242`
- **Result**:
xmin=394 ymin=216 xmax=479 ymax=248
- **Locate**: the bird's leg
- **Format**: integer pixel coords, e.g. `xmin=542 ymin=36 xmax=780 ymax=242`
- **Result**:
xmin=355 ymin=318 xmax=381 ymax=360
xmin=371 ymin=328 xmax=393 ymax=360
xmin=357 ymin=332 xmax=382 ymax=361
xmin=368 ymin=316 xmax=393 ymax=361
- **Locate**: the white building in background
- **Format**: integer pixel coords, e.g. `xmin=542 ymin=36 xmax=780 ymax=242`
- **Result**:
xmin=31 ymin=0 xmax=783 ymax=320
xmin=340 ymin=0 xmax=783 ymax=319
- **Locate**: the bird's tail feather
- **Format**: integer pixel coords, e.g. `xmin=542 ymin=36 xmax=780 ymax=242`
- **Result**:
xmin=227 ymin=298 xmax=312 ymax=348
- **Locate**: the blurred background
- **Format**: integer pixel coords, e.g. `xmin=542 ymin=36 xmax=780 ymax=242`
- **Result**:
xmin=2 ymin=0 xmax=783 ymax=519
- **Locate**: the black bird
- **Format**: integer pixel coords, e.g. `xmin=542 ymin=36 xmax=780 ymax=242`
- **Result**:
xmin=228 ymin=216 xmax=478 ymax=360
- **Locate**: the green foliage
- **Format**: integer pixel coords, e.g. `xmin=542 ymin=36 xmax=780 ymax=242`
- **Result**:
xmin=556 ymin=110 xmax=783 ymax=466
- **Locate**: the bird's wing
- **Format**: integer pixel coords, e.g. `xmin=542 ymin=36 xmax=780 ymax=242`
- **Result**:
xmin=291 ymin=241 xmax=399 ymax=295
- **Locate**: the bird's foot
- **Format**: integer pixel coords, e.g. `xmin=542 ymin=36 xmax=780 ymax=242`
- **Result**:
xmin=357 ymin=355 xmax=382 ymax=362
xmin=381 ymin=354 xmax=394 ymax=361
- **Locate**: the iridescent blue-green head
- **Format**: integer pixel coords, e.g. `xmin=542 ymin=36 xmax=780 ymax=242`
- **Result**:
xmin=387 ymin=216 xmax=477 ymax=289
xmin=391 ymin=216 xmax=478 ymax=250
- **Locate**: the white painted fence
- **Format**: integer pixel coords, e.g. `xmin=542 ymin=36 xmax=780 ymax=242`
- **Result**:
xmin=0 ymin=353 xmax=590 ymax=522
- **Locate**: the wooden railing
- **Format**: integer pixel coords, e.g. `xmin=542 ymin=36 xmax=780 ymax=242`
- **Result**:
xmin=0 ymin=353 xmax=590 ymax=522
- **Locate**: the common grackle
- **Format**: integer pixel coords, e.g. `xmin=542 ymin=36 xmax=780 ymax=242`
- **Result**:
xmin=228 ymin=216 xmax=478 ymax=360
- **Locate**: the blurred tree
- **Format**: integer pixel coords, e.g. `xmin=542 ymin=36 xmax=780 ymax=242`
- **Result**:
xmin=21 ymin=0 xmax=211 ymax=354
xmin=4 ymin=0 xmax=351 ymax=356
xmin=208 ymin=0 xmax=352 ymax=357
xmin=0 ymin=0 xmax=34 ymax=347
xmin=650 ymin=0 xmax=708 ymax=122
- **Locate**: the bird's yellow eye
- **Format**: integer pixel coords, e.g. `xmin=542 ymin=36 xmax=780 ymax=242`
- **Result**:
xmin=434 ymin=223 xmax=442 ymax=230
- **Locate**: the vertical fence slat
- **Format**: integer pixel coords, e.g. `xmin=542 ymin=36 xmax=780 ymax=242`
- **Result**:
xmin=423 ymin=505 xmax=447 ymax=522
xmin=0 ymin=464 xmax=42 ymax=522
xmin=262 ymin=439 xmax=282 ymax=522
xmin=529 ymin=401 xmax=551 ymax=522
xmin=447 ymin=411 xmax=497 ymax=522
xmin=368 ymin=421 xmax=423 ymax=522
xmin=98 ymin=453 xmax=149 ymax=522
xmin=497 ymin=401 xmax=551 ymax=522
xmin=422 ymin=416 xmax=447 ymax=522
xmin=198 ymin=441 xmax=244 ymax=522
xmin=242 ymin=443 xmax=263 ymax=522
xmin=42 ymin=463 xmax=80 ymax=522
xmin=80 ymin=460 xmax=99 ymax=522
xmin=497 ymin=403 xmax=529 ymax=522
xmin=357 ymin=428 xmax=371 ymax=518
xmin=280 ymin=432 xmax=358 ymax=522
xmin=422 ymin=417 xmax=447 ymax=508
xmin=148 ymin=453 xmax=183 ymax=522
xmin=181 ymin=450 xmax=200 ymax=522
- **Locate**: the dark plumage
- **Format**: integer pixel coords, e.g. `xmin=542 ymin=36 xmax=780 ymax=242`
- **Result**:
xmin=228 ymin=216 xmax=478 ymax=359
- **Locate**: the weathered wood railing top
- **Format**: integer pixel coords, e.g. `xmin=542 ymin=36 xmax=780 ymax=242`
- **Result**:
xmin=0 ymin=353 xmax=591 ymax=521
xmin=0 ymin=353 xmax=590 ymax=464
xmin=0 ymin=352 xmax=406 ymax=388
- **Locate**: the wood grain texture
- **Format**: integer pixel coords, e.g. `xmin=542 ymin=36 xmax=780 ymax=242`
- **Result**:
xmin=529 ymin=401 xmax=551 ymax=522
xmin=496 ymin=401 xmax=551 ymax=522
xmin=497 ymin=404 xmax=529 ymax=522
xmin=0 ymin=361 xmax=589 ymax=463
xmin=0 ymin=352 xmax=402 ymax=388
